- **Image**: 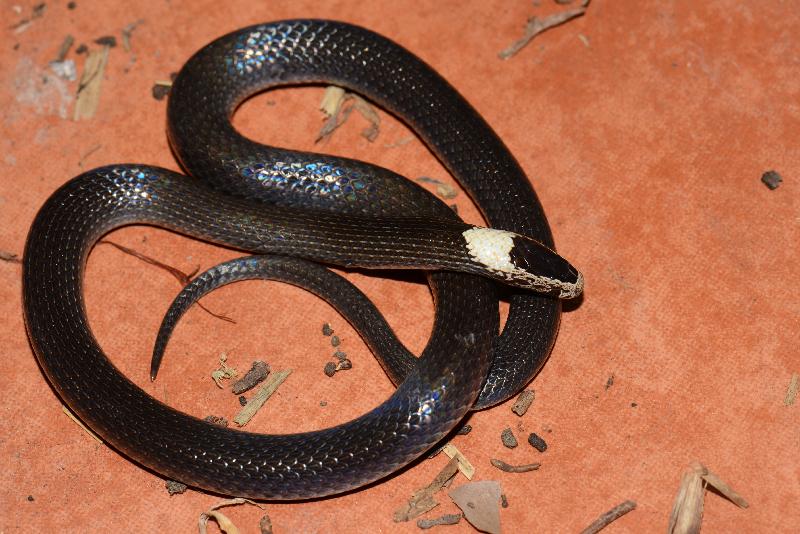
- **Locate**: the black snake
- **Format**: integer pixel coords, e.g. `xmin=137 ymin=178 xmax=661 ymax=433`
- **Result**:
xmin=22 ymin=20 xmax=581 ymax=499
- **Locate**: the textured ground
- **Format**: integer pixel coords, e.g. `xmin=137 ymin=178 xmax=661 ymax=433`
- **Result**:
xmin=1 ymin=1 xmax=797 ymax=532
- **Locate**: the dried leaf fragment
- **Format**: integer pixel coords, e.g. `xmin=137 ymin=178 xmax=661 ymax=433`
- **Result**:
xmin=784 ymin=373 xmax=799 ymax=405
xmin=317 ymin=86 xmax=381 ymax=142
xmin=448 ymin=480 xmax=503 ymax=534
xmin=667 ymin=462 xmax=748 ymax=534
xmin=394 ymin=457 xmax=460 ymax=522
xmin=211 ymin=353 xmax=237 ymax=388
xmin=198 ymin=498 xmax=264 ymax=534
xmin=499 ymin=2 xmax=590 ymax=60
xmin=74 ymin=45 xmax=110 ymax=120
xmin=442 ymin=443 xmax=475 ymax=480
xmin=579 ymin=500 xmax=636 ymax=534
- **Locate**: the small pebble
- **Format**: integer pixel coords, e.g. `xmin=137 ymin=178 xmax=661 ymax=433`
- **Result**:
xmin=335 ymin=359 xmax=352 ymax=371
xmin=27 ymin=495 xmax=34 ymax=502
xmin=457 ymin=424 xmax=472 ymax=435
xmin=238 ymin=396 xmax=247 ymax=406
xmin=331 ymin=335 xmax=341 ymax=347
xmin=527 ymin=432 xmax=548 ymax=452
xmin=501 ymin=494 xmax=508 ymax=508
xmin=151 ymin=84 xmax=170 ymax=101
xmin=320 ymin=401 xmax=327 ymax=407
xmin=333 ymin=350 xmax=347 ymax=361
xmin=761 ymin=170 xmax=782 ymax=190
xmin=165 ymin=480 xmax=187 ymax=495
xmin=511 ymin=389 xmax=535 ymax=416
xmin=67 ymin=1 xmax=77 ymax=8
xmin=231 ymin=360 xmax=270 ymax=394
xmin=501 ymin=427 xmax=518 ymax=448
xmin=322 ymin=323 xmax=333 ymax=336
xmin=324 ymin=362 xmax=337 ymax=377
xmin=94 ymin=35 xmax=117 ymax=48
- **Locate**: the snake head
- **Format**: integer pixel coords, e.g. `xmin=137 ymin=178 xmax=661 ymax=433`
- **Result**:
xmin=462 ymin=227 xmax=583 ymax=298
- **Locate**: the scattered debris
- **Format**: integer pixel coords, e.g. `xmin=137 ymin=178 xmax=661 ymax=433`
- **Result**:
xmin=416 ymin=177 xmax=459 ymax=199
xmin=761 ymin=170 xmax=782 ymax=190
xmin=152 ymin=83 xmax=171 ymax=100
xmin=317 ymin=85 xmax=381 ymax=142
xmin=198 ymin=498 xmax=265 ymax=534
xmin=500 ymin=494 xmax=508 ymax=508
xmin=322 ymin=322 xmax=333 ymax=336
xmin=211 ymin=353 xmax=237 ymax=388
xmin=61 ymin=406 xmax=102 ymax=443
xmin=667 ymin=462 xmax=749 ymax=534
xmin=203 ymin=415 xmax=229 ymax=427
xmin=49 ymin=59 xmax=76 ymax=81
xmin=94 ymin=35 xmax=117 ymax=48
xmin=74 ymin=45 xmax=110 ymax=120
xmin=417 ymin=513 xmax=462 ymax=529
xmin=258 ymin=513 xmax=273 ymax=534
xmin=238 ymin=396 xmax=248 ymax=406
xmin=27 ymin=495 xmax=34 ymax=502
xmin=499 ymin=0 xmax=591 ymax=60
xmin=490 ymin=459 xmax=541 ymax=473
xmin=630 ymin=402 xmax=638 ymax=408
xmin=500 ymin=427 xmax=518 ymax=448
xmin=233 ymin=369 xmax=292 ymax=426
xmin=165 ymin=480 xmax=188 ymax=495
xmin=75 ymin=43 xmax=88 ymax=54
xmin=333 ymin=350 xmax=348 ymax=361
xmin=330 ymin=335 xmax=341 ymax=347
xmin=511 ymin=389 xmax=535 ymax=415
xmin=98 ymin=239 xmax=234 ymax=322
xmin=605 ymin=374 xmax=615 ymax=390
xmin=68 ymin=1 xmax=76 ymax=9
xmin=323 ymin=362 xmax=337 ymax=377
xmin=442 ymin=443 xmax=475 ymax=480
xmin=785 ymin=373 xmax=799 ymax=406
xmin=457 ymin=424 xmax=473 ymax=436
xmin=231 ymin=361 xmax=270 ymax=394
xmin=121 ymin=19 xmax=145 ymax=52
xmin=324 ymin=358 xmax=352 ymax=376
xmin=527 ymin=432 xmax=548 ymax=452
xmin=54 ymin=35 xmax=75 ymax=62
xmin=0 ymin=251 xmax=21 ymax=263
xmin=319 ymin=400 xmax=327 ymax=407
xmin=394 ymin=457 xmax=460 ymax=522
xmin=580 ymin=500 xmax=637 ymax=534
xmin=578 ymin=33 xmax=591 ymax=47
xmin=10 ymin=2 xmax=46 ymax=34
xmin=448 ymin=480 xmax=503 ymax=534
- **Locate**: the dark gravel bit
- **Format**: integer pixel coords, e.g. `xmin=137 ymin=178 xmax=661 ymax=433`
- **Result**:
xmin=203 ymin=415 xmax=229 ymax=427
xmin=320 ymin=400 xmax=327 ymax=407
xmin=417 ymin=513 xmax=462 ymax=529
xmin=501 ymin=427 xmax=518 ymax=448
xmin=335 ymin=359 xmax=352 ymax=371
xmin=324 ymin=362 xmax=337 ymax=377
xmin=761 ymin=170 xmax=782 ymax=189
xmin=94 ymin=35 xmax=117 ymax=47
xmin=527 ymin=432 xmax=548 ymax=452
xmin=501 ymin=494 xmax=508 ymax=508
xmin=322 ymin=323 xmax=333 ymax=336
xmin=457 ymin=424 xmax=472 ymax=435
xmin=27 ymin=495 xmax=34 ymax=502
xmin=151 ymin=84 xmax=171 ymax=100
xmin=238 ymin=396 xmax=248 ymax=406
xmin=67 ymin=1 xmax=77 ymax=8
xmin=333 ymin=350 xmax=348 ymax=361
xmin=511 ymin=389 xmax=535 ymax=416
xmin=259 ymin=513 xmax=273 ymax=534
xmin=165 ymin=480 xmax=188 ymax=495
xmin=75 ymin=43 xmax=88 ymax=54
xmin=331 ymin=335 xmax=341 ymax=347
xmin=231 ymin=360 xmax=270 ymax=394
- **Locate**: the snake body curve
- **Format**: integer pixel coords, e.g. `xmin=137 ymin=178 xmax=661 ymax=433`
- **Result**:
xmin=22 ymin=20 xmax=576 ymax=499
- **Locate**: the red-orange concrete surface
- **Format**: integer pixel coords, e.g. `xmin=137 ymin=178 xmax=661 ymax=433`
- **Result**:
xmin=1 ymin=1 xmax=797 ymax=532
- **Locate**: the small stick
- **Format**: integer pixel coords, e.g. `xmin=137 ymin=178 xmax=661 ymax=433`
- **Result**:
xmin=499 ymin=2 xmax=590 ymax=60
xmin=62 ymin=406 xmax=102 ymax=443
xmin=579 ymin=500 xmax=637 ymax=534
xmin=784 ymin=373 xmax=799 ymax=406
xmin=490 ymin=459 xmax=540 ymax=473
xmin=233 ymin=369 xmax=292 ymax=426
